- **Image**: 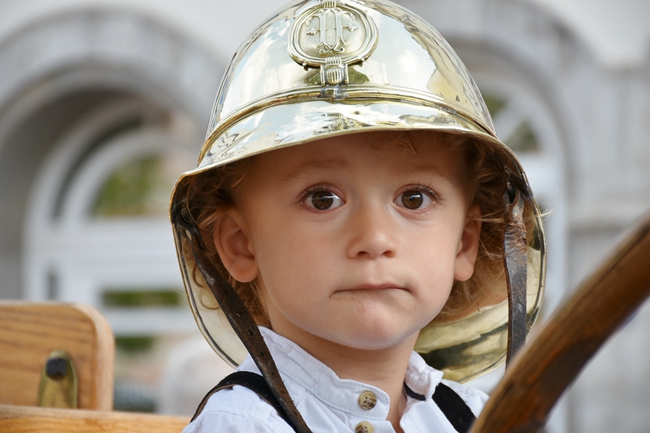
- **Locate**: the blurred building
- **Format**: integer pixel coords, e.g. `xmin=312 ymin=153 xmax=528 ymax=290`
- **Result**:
xmin=0 ymin=0 xmax=648 ymax=431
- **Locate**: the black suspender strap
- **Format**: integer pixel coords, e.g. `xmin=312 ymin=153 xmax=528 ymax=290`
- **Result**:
xmin=431 ymin=383 xmax=476 ymax=433
xmin=404 ymin=382 xmax=476 ymax=433
xmin=191 ymin=371 xmax=295 ymax=428
xmin=193 ymin=372 xmax=475 ymax=433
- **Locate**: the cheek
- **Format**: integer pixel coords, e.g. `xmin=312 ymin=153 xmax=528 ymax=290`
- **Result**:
xmin=409 ymin=224 xmax=464 ymax=285
xmin=414 ymin=223 xmax=462 ymax=257
xmin=253 ymin=223 xmax=329 ymax=290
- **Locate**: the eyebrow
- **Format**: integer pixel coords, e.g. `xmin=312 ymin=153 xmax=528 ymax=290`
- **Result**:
xmin=394 ymin=161 xmax=452 ymax=180
xmin=281 ymin=157 xmax=349 ymax=183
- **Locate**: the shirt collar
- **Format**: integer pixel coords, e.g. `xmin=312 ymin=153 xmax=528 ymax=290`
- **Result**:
xmin=239 ymin=327 xmax=445 ymax=418
xmin=404 ymin=350 xmax=444 ymax=400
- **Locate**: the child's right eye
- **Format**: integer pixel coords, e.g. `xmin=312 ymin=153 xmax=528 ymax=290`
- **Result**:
xmin=304 ymin=190 xmax=343 ymax=211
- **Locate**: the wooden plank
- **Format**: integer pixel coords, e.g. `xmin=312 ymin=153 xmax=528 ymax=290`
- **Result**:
xmin=0 ymin=405 xmax=189 ymax=433
xmin=471 ymin=214 xmax=650 ymax=432
xmin=0 ymin=302 xmax=114 ymax=410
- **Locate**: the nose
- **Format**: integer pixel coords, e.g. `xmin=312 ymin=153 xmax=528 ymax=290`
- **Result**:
xmin=345 ymin=202 xmax=398 ymax=259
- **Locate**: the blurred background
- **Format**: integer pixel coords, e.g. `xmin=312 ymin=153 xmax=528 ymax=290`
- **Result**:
xmin=0 ymin=0 xmax=648 ymax=431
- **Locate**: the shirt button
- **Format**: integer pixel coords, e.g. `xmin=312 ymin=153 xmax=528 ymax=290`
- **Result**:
xmin=355 ymin=421 xmax=374 ymax=433
xmin=358 ymin=391 xmax=377 ymax=410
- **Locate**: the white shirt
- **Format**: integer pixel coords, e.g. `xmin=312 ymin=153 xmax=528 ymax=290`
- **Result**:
xmin=184 ymin=328 xmax=488 ymax=433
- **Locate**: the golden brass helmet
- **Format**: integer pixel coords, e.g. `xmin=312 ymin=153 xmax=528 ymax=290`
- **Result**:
xmin=170 ymin=0 xmax=545 ymax=383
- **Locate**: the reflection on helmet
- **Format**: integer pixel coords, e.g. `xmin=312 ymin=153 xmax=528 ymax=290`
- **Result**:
xmin=170 ymin=0 xmax=545 ymax=383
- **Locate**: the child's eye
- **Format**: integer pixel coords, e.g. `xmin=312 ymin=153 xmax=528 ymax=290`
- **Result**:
xmin=395 ymin=189 xmax=434 ymax=210
xmin=304 ymin=190 xmax=344 ymax=211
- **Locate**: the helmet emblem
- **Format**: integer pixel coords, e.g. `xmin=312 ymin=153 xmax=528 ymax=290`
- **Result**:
xmin=288 ymin=0 xmax=378 ymax=86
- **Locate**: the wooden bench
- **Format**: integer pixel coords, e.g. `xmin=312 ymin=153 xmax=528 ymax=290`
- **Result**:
xmin=0 ymin=301 xmax=189 ymax=431
xmin=0 ymin=302 xmax=114 ymax=410
xmin=0 ymin=405 xmax=188 ymax=433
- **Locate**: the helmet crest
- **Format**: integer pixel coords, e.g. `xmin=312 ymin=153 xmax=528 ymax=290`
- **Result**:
xmin=287 ymin=0 xmax=379 ymax=85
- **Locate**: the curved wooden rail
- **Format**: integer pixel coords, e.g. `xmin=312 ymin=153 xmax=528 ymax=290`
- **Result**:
xmin=471 ymin=213 xmax=650 ymax=433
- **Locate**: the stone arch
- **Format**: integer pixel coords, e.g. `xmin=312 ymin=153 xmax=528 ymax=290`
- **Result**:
xmin=402 ymin=0 xmax=604 ymax=191
xmin=0 ymin=8 xmax=223 ymax=300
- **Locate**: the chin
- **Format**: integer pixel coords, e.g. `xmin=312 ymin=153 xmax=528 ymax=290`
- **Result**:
xmin=330 ymin=326 xmax=421 ymax=351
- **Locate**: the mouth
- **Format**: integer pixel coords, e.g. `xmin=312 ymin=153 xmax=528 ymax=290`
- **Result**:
xmin=340 ymin=283 xmax=407 ymax=292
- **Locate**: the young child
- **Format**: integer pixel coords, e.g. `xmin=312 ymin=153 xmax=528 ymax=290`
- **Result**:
xmin=170 ymin=0 xmax=546 ymax=432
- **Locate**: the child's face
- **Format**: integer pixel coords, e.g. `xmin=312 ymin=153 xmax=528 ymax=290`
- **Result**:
xmin=214 ymin=132 xmax=481 ymax=354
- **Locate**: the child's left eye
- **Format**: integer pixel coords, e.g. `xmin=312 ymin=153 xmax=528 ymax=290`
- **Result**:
xmin=395 ymin=190 xmax=433 ymax=210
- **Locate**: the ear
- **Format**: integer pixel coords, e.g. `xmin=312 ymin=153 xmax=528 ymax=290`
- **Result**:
xmin=212 ymin=210 xmax=258 ymax=283
xmin=454 ymin=204 xmax=482 ymax=282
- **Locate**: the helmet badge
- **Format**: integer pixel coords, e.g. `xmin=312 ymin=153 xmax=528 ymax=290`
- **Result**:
xmin=288 ymin=0 xmax=378 ymax=86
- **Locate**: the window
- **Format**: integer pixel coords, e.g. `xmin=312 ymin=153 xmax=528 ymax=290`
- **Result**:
xmin=24 ymin=98 xmax=201 ymax=411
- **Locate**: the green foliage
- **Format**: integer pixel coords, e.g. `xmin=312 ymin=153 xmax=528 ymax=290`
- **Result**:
xmin=483 ymin=93 xmax=540 ymax=153
xmin=506 ymin=121 xmax=539 ymax=153
xmin=115 ymin=336 xmax=156 ymax=353
xmin=92 ymin=155 xmax=165 ymax=217
xmin=483 ymin=94 xmax=506 ymax=118
xmin=102 ymin=289 xmax=183 ymax=308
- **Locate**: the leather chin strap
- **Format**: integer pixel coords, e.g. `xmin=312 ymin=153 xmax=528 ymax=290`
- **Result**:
xmin=503 ymin=184 xmax=528 ymax=365
xmin=174 ymin=220 xmax=314 ymax=433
